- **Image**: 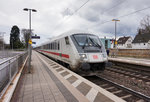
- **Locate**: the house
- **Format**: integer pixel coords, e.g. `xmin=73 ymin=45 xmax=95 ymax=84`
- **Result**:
xmin=132 ymin=33 xmax=150 ymax=49
xmin=117 ymin=36 xmax=132 ymax=49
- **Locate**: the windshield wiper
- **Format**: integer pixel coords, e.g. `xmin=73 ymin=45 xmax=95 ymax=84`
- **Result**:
xmin=89 ymin=37 xmax=101 ymax=49
xmin=82 ymin=36 xmax=88 ymax=49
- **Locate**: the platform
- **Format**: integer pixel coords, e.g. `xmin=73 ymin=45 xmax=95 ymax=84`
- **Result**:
xmin=108 ymin=57 xmax=150 ymax=67
xmin=10 ymin=51 xmax=125 ymax=102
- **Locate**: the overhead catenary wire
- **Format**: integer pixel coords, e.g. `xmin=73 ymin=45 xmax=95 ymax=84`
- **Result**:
xmin=51 ymin=0 xmax=91 ymax=33
xmin=102 ymin=0 xmax=127 ymax=14
xmin=96 ymin=6 xmax=150 ymax=27
xmin=52 ymin=1 xmax=150 ymax=34
xmin=117 ymin=6 xmax=150 ymax=19
xmin=52 ymin=0 xmax=126 ymax=33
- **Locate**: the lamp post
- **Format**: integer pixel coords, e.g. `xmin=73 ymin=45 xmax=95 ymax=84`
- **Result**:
xmin=23 ymin=8 xmax=37 ymax=73
xmin=112 ymin=19 xmax=120 ymax=48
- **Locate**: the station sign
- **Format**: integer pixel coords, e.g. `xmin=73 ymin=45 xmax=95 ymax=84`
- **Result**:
xmin=32 ymin=42 xmax=36 ymax=44
xmin=31 ymin=35 xmax=40 ymax=39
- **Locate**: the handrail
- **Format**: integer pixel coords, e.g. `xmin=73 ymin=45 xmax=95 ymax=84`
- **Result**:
xmin=0 ymin=52 xmax=26 ymax=65
xmin=0 ymin=51 xmax=28 ymax=99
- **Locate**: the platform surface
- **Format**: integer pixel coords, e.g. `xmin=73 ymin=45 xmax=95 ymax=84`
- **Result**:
xmin=10 ymin=51 xmax=125 ymax=102
xmin=108 ymin=57 xmax=150 ymax=67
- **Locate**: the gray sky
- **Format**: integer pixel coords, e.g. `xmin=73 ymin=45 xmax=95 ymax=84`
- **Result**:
xmin=0 ymin=0 xmax=150 ymax=46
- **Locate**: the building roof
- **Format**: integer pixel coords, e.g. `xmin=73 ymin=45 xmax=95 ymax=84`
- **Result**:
xmin=117 ymin=36 xmax=130 ymax=44
xmin=132 ymin=33 xmax=150 ymax=43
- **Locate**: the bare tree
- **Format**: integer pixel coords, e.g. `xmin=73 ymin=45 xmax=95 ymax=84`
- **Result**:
xmin=140 ymin=15 xmax=150 ymax=34
xmin=21 ymin=29 xmax=33 ymax=48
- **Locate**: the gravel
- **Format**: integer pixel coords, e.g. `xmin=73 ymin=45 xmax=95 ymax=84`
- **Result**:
xmin=100 ymin=70 xmax=150 ymax=97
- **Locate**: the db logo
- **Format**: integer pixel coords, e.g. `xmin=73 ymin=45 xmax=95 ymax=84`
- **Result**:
xmin=93 ymin=55 xmax=98 ymax=59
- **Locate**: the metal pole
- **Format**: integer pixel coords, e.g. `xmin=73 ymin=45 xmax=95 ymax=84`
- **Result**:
xmin=24 ymin=8 xmax=37 ymax=73
xmin=28 ymin=10 xmax=32 ymax=73
xmin=115 ymin=21 xmax=117 ymax=48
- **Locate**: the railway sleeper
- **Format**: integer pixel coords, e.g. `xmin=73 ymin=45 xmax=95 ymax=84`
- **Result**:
xmin=121 ymin=94 xmax=132 ymax=99
xmin=99 ymin=84 xmax=108 ymax=87
xmin=136 ymin=99 xmax=145 ymax=102
xmin=105 ymin=86 xmax=115 ymax=90
xmin=112 ymin=90 xmax=122 ymax=94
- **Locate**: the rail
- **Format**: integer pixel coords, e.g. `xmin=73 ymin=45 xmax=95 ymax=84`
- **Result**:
xmin=96 ymin=75 xmax=150 ymax=101
xmin=0 ymin=51 xmax=28 ymax=99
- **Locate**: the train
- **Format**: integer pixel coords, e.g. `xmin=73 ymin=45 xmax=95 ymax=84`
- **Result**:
xmin=37 ymin=30 xmax=108 ymax=72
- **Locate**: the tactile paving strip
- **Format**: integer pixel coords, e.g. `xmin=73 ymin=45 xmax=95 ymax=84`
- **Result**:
xmin=48 ymin=63 xmax=114 ymax=102
xmin=38 ymin=53 xmax=125 ymax=102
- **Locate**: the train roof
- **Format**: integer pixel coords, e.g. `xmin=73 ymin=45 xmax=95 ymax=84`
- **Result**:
xmin=40 ymin=29 xmax=95 ymax=46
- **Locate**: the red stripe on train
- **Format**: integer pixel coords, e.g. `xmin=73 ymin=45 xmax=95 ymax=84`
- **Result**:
xmin=40 ymin=50 xmax=69 ymax=58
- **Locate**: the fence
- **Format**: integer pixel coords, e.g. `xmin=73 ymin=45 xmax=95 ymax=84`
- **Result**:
xmin=110 ymin=49 xmax=150 ymax=58
xmin=0 ymin=52 xmax=28 ymax=99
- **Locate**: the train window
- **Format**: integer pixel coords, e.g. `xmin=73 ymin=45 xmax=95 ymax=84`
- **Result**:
xmin=53 ymin=42 xmax=54 ymax=50
xmin=58 ymin=42 xmax=60 ymax=50
xmin=55 ymin=42 xmax=58 ymax=50
xmin=73 ymin=34 xmax=87 ymax=46
xmin=51 ymin=43 xmax=53 ymax=50
xmin=53 ymin=42 xmax=55 ymax=50
xmin=52 ymin=43 xmax=54 ymax=50
xmin=55 ymin=42 xmax=57 ymax=50
xmin=73 ymin=34 xmax=101 ymax=47
xmin=49 ymin=43 xmax=51 ymax=49
xmin=65 ymin=36 xmax=70 ymax=45
xmin=50 ymin=43 xmax=52 ymax=49
xmin=54 ymin=42 xmax=57 ymax=50
xmin=47 ymin=44 xmax=48 ymax=49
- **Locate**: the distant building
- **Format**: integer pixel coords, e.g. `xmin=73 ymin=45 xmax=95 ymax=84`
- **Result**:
xmin=132 ymin=33 xmax=150 ymax=49
xmin=100 ymin=37 xmax=114 ymax=49
xmin=117 ymin=36 xmax=132 ymax=49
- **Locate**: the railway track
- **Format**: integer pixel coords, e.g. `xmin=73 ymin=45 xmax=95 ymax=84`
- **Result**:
xmin=105 ymin=66 xmax=150 ymax=83
xmin=39 ymin=52 xmax=150 ymax=101
xmin=111 ymin=62 xmax=150 ymax=75
xmin=84 ymin=75 xmax=150 ymax=102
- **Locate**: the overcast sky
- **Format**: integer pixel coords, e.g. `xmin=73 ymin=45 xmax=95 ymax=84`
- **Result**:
xmin=0 ymin=0 xmax=150 ymax=46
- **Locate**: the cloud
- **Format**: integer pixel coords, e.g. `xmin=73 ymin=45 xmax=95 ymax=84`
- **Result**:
xmin=0 ymin=0 xmax=150 ymax=45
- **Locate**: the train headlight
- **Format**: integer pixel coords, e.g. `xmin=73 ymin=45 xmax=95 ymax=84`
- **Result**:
xmin=79 ymin=54 xmax=87 ymax=60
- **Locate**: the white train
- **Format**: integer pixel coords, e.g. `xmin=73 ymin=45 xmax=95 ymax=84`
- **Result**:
xmin=37 ymin=30 xmax=108 ymax=72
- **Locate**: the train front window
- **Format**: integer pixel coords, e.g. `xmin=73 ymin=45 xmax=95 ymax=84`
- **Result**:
xmin=73 ymin=34 xmax=101 ymax=48
xmin=73 ymin=34 xmax=87 ymax=46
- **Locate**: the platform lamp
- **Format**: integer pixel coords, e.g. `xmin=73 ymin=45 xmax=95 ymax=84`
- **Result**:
xmin=23 ymin=8 xmax=37 ymax=73
xmin=112 ymin=19 xmax=120 ymax=48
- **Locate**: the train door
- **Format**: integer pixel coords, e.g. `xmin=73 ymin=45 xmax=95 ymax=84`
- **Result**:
xmin=105 ymin=40 xmax=108 ymax=49
xmin=61 ymin=36 xmax=71 ymax=64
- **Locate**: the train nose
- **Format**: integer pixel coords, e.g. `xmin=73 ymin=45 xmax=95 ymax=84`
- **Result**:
xmin=79 ymin=53 xmax=107 ymax=63
xmin=87 ymin=53 xmax=107 ymax=62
